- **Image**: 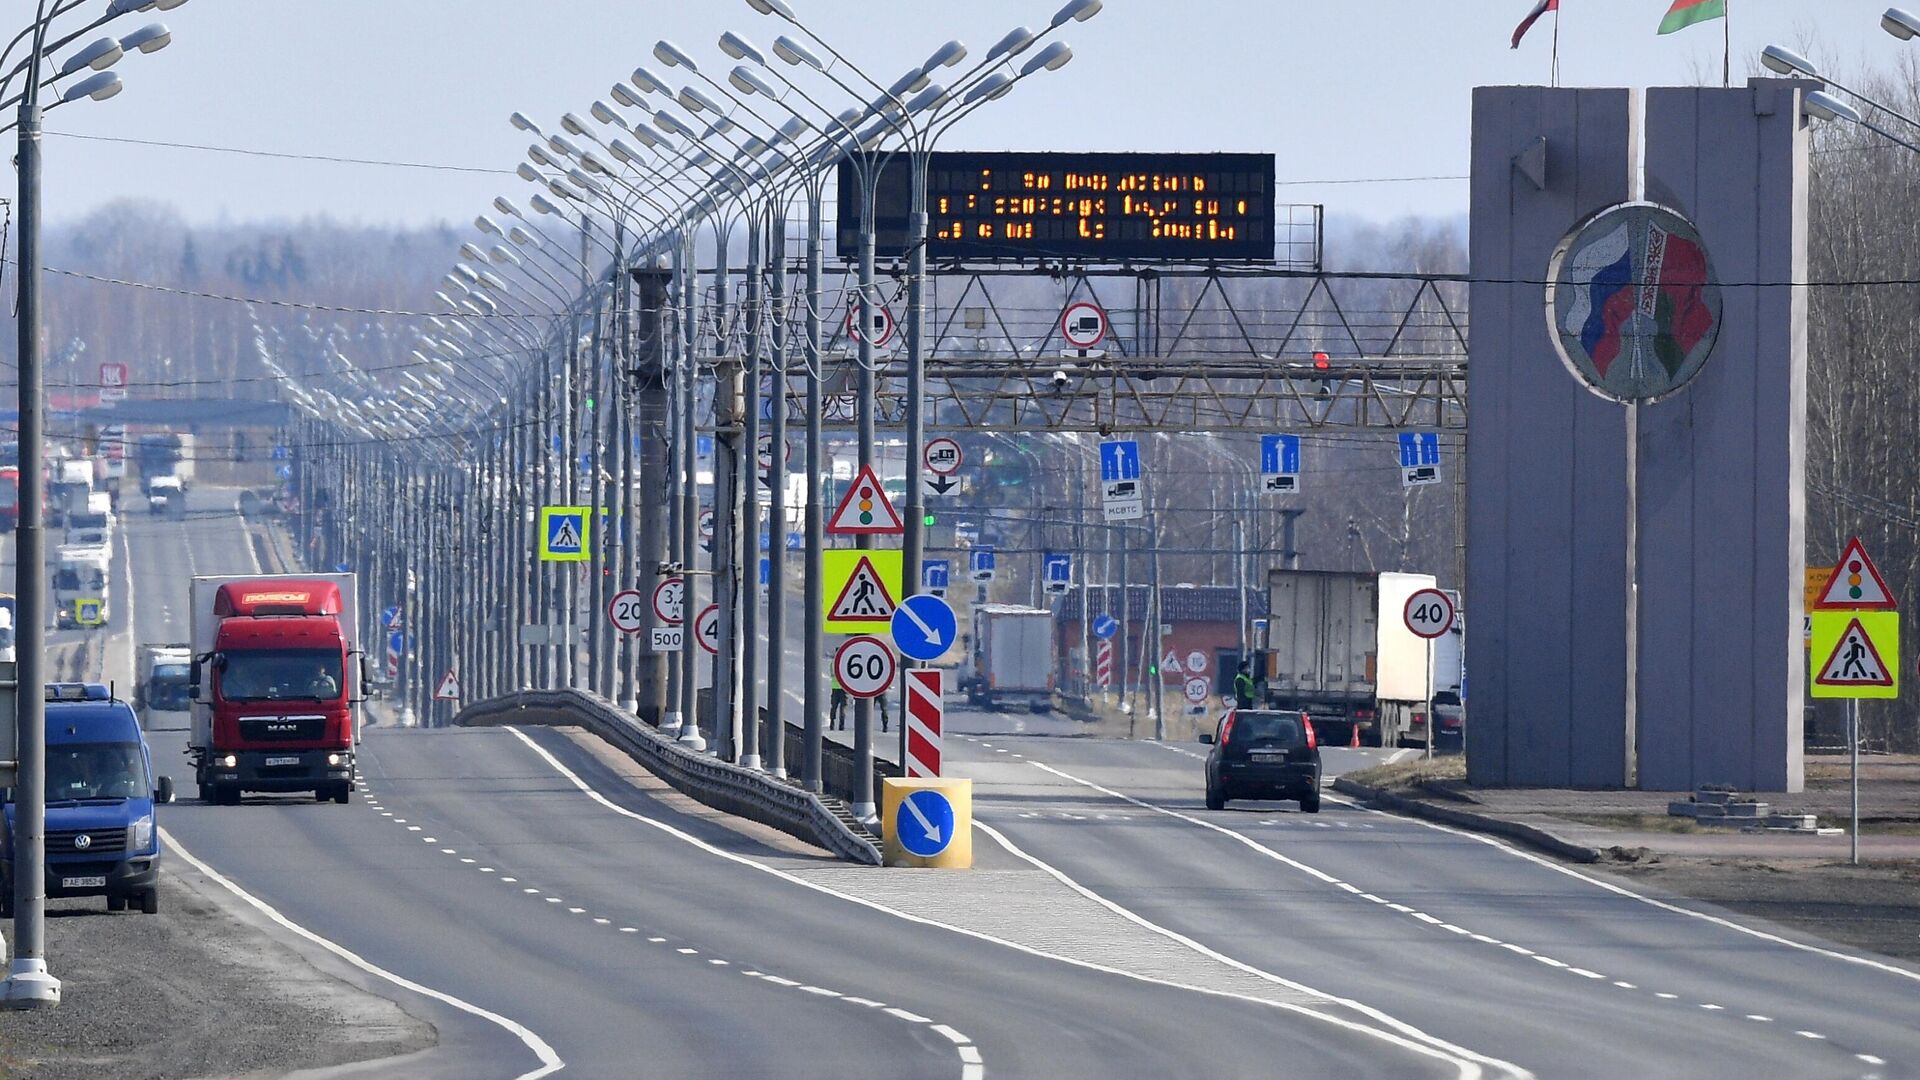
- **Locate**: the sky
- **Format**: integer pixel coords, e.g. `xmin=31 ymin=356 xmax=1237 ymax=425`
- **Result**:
xmin=24 ymin=0 xmax=1900 ymax=229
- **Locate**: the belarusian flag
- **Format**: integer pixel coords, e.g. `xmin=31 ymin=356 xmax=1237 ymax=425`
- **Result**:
xmin=1658 ymin=0 xmax=1726 ymax=35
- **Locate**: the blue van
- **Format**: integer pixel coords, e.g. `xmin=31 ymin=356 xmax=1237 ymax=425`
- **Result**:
xmin=2 ymin=683 xmax=174 ymax=915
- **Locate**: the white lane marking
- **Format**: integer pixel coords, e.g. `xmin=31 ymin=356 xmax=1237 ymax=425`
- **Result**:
xmin=1860 ymin=1054 xmax=1887 ymax=1065
xmin=884 ymin=1007 xmax=931 ymax=1023
xmin=1699 ymin=1004 xmax=1723 ymax=1010
xmin=677 ymin=948 xmax=699 ymax=955
xmin=593 ymin=918 xmax=610 ymax=925
xmin=1796 ymin=1031 xmax=1827 ymax=1040
xmin=1656 ymin=993 xmax=1679 ymax=1000
xmin=567 ymin=907 xmax=585 ymax=915
xmin=931 ymin=1024 xmax=969 ymax=1044
xmin=797 ymin=984 xmax=838 ymax=996
xmin=971 ymin=818 xmax=1525 ymax=1080
xmin=843 ymin=997 xmax=885 ymax=1008
xmin=1322 ymin=790 xmax=1920 ymax=985
xmin=504 ymin=729 xmax=1475 ymax=1080
xmin=162 ymin=828 xmax=563 ymax=1079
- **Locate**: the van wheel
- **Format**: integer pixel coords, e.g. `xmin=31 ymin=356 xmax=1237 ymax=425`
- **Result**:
xmin=1300 ymin=793 xmax=1322 ymax=814
xmin=107 ymin=894 xmax=127 ymax=912
xmin=140 ymin=888 xmax=159 ymax=915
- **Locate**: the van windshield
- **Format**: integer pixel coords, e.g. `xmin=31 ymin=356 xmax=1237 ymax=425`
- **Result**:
xmin=43 ymin=743 xmax=148 ymax=803
xmin=220 ymin=648 xmax=344 ymax=702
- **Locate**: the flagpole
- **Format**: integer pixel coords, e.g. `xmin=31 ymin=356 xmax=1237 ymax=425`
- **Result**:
xmin=1552 ymin=6 xmax=1562 ymax=87
xmin=1723 ymin=0 xmax=1731 ymax=88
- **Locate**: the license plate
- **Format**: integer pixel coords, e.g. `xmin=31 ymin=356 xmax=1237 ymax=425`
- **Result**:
xmin=62 ymin=876 xmax=106 ymax=889
xmin=265 ymin=756 xmax=301 ymax=767
xmin=1251 ymin=750 xmax=1286 ymax=762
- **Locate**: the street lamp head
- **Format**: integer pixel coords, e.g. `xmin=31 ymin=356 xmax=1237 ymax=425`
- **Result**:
xmin=776 ymin=115 xmax=812 ymax=141
xmin=493 ymin=196 xmax=524 ymax=219
xmin=1804 ymin=90 xmax=1862 ymax=124
xmin=987 ymin=26 xmax=1037 ymax=61
xmin=546 ymin=178 xmax=579 ymax=201
xmin=906 ymin=83 xmax=950 ymax=115
xmin=510 ymin=111 xmax=543 ymax=135
xmin=566 ymin=166 xmax=604 ymax=194
xmin=610 ymin=81 xmax=646 ymax=109
xmin=608 ymin=137 xmax=642 ymax=165
xmin=718 ymin=31 xmax=768 ymax=66
xmin=924 ymin=40 xmax=968 ymax=71
xmin=964 ymin=70 xmax=1015 ymax=105
xmin=654 ymin=40 xmax=700 ymax=73
xmin=631 ymin=65 xmax=672 ymax=97
xmin=1886 ymin=7 xmax=1920 ymax=40
xmin=772 ymin=35 xmax=822 ymax=69
xmin=730 ymin=64 xmax=781 ymax=99
xmin=744 ymin=0 xmax=797 ymax=20
xmin=654 ymin=108 xmax=697 ymax=138
xmin=1760 ymin=44 xmax=1818 ymax=78
xmin=530 ymin=193 xmax=562 ymax=216
xmin=475 ymin=214 xmax=504 ymax=237
xmin=515 ymin=162 xmax=542 ymax=184
xmin=886 ymin=68 xmax=927 ymax=100
xmin=459 ymin=242 xmax=489 ymax=262
xmin=631 ymin=124 xmax=669 ymax=151
xmin=678 ymin=85 xmax=727 ymax=114
xmin=62 ymin=71 xmax=123 ymax=103
xmin=120 ymin=23 xmax=172 ymax=54
xmin=579 ymin=150 xmax=613 ymax=175
xmin=453 ymin=263 xmax=482 ymax=283
xmin=60 ymin=37 xmax=125 ymax=76
xmin=478 ymin=268 xmax=512 ymax=293
xmin=528 ymin=143 xmax=560 ymax=168
xmin=508 ymin=225 xmax=540 ymax=247
xmin=590 ymin=100 xmax=630 ymax=129
xmin=548 ymin=133 xmax=587 ymax=159
xmin=1052 ymin=0 xmax=1103 ymax=27
xmin=1021 ymin=41 xmax=1073 ymax=76
xmin=560 ymin=111 xmax=593 ymax=137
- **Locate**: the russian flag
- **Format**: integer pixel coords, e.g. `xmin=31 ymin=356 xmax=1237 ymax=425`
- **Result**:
xmin=1512 ymin=0 xmax=1558 ymax=49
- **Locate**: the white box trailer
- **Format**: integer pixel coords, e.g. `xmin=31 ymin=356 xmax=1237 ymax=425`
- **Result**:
xmin=1263 ymin=569 xmax=1439 ymax=747
xmin=965 ymin=604 xmax=1056 ymax=712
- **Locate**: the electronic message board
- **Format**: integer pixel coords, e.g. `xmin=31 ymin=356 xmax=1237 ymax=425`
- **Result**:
xmin=836 ymin=151 xmax=1277 ymax=263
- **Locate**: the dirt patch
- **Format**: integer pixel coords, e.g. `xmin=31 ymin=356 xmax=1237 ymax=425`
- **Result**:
xmin=1341 ymin=755 xmax=1468 ymax=794
xmin=0 ymin=866 xmax=432 ymax=1079
xmin=1602 ymin=854 xmax=1920 ymax=964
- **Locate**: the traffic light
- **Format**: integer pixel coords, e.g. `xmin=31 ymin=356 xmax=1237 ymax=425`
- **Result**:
xmin=923 ymin=513 xmax=936 ymax=527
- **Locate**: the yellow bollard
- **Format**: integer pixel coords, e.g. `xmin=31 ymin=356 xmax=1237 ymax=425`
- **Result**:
xmin=880 ymin=778 xmax=972 ymax=869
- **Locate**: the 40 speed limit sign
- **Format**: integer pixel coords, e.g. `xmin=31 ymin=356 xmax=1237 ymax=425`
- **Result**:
xmin=1403 ymin=588 xmax=1456 ymax=639
xmin=834 ymin=635 xmax=897 ymax=699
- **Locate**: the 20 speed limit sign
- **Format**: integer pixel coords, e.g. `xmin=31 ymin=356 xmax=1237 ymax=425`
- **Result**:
xmin=834 ymin=635 xmax=897 ymax=699
xmin=1403 ymin=588 xmax=1456 ymax=639
xmin=607 ymin=590 xmax=647 ymax=635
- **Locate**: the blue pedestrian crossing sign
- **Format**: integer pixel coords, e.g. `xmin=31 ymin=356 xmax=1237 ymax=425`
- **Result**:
xmin=1261 ymin=434 xmax=1302 ymax=494
xmin=1043 ymin=552 xmax=1072 ymax=596
xmin=892 ymin=594 xmax=958 ymax=663
xmin=539 ymin=505 xmax=591 ymax=562
xmin=923 ymin=559 xmax=951 ymax=596
xmin=895 ymin=789 xmax=956 ymax=857
xmin=1092 ymin=613 xmax=1120 ymax=640
xmin=1397 ymin=432 xmax=1442 ymax=488
xmin=970 ymin=545 xmax=996 ymax=583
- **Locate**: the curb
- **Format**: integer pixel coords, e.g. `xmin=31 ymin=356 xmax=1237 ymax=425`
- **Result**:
xmin=1332 ymin=777 xmax=1605 ymax=864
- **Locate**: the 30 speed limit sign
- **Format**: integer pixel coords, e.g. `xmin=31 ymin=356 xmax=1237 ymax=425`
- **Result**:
xmin=607 ymin=590 xmax=646 ymax=635
xmin=1403 ymin=588 xmax=1456 ymax=639
xmin=834 ymin=635 xmax=897 ymax=699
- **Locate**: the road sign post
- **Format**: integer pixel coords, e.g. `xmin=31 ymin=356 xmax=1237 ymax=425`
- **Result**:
xmin=1404 ymin=588 xmax=1457 ymax=760
xmin=1810 ymin=537 xmax=1899 ymax=865
xmin=903 ymin=670 xmax=943 ymax=778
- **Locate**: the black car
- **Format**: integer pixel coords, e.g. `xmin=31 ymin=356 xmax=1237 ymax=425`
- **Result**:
xmin=1200 ymin=708 xmax=1322 ymax=813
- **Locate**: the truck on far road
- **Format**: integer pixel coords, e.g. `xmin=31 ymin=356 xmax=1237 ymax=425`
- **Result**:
xmin=50 ymin=458 xmax=94 ymax=529
xmin=136 ymin=642 xmax=195 ymax=731
xmin=962 ymin=603 xmax=1056 ymax=712
xmin=189 ymin=574 xmax=362 ymax=805
xmin=1260 ymin=569 xmax=1439 ymax=748
xmin=146 ymin=474 xmax=185 ymax=515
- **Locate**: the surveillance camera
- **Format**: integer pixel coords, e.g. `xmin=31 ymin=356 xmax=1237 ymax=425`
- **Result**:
xmin=1051 ymin=369 xmax=1070 ymax=391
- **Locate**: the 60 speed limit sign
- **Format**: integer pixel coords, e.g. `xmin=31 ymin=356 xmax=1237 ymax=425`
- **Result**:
xmin=1403 ymin=588 xmax=1456 ymax=639
xmin=834 ymin=635 xmax=897 ymax=699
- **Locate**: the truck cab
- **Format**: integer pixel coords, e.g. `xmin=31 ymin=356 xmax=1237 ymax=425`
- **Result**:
xmin=146 ymin=474 xmax=184 ymax=516
xmin=136 ymin=644 xmax=194 ymax=731
xmin=1 ymin=683 xmax=174 ymax=916
xmin=53 ymin=549 xmax=111 ymax=630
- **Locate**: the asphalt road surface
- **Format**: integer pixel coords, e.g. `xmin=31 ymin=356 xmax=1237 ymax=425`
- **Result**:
xmin=98 ymin=493 xmax=1524 ymax=1079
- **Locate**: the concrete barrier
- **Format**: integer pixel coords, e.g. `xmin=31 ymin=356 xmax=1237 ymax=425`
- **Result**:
xmin=456 ymin=689 xmax=882 ymax=866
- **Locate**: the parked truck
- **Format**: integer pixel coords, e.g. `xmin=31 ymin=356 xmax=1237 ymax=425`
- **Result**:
xmin=188 ymin=574 xmax=363 ymax=805
xmin=1260 ymin=569 xmax=1439 ymax=748
xmin=962 ymin=604 xmax=1056 ymax=712
xmin=135 ymin=643 xmax=195 ymax=731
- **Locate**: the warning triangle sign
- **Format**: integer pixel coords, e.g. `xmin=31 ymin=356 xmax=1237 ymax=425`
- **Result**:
xmin=1161 ymin=649 xmax=1185 ymax=675
xmin=827 ymin=555 xmax=899 ymax=624
xmin=827 ymin=464 xmax=904 ymax=536
xmin=1814 ymin=537 xmax=1898 ymax=610
xmin=1815 ymin=618 xmax=1894 ymax=686
xmin=434 ymin=670 xmax=462 ymax=700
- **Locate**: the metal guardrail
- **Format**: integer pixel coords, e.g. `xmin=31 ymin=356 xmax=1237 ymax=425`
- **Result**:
xmin=455 ymin=689 xmax=882 ymax=866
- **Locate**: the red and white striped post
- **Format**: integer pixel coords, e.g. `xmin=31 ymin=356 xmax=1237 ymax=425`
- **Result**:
xmin=1095 ymin=640 xmax=1113 ymax=691
xmin=904 ymin=670 xmax=943 ymax=778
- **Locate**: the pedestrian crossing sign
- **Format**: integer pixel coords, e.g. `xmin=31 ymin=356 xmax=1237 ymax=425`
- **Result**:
xmin=822 ymin=549 xmax=903 ymax=635
xmin=539 ymin=506 xmax=591 ymax=562
xmin=1810 ymin=611 xmax=1899 ymax=699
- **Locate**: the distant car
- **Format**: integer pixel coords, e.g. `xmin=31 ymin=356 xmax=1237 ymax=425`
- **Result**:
xmin=1200 ymin=708 xmax=1322 ymax=813
xmin=1431 ymin=691 xmax=1464 ymax=754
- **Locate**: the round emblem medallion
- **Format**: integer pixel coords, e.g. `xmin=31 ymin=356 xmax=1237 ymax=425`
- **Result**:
xmin=1545 ymin=202 xmax=1722 ymax=403
xmin=73 ymin=833 xmax=92 ymax=850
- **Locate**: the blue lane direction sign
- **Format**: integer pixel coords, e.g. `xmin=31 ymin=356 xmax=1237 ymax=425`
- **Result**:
xmin=1398 ymin=432 xmax=1442 ymax=488
xmin=895 ymin=788 xmax=956 ymax=858
xmin=892 ymin=594 xmax=959 ymax=663
xmin=1092 ymin=613 xmax=1120 ymax=640
xmin=382 ymin=605 xmax=403 ymax=631
xmin=1043 ymin=552 xmax=1072 ymax=596
xmin=1261 ymin=434 xmax=1302 ymax=494
xmin=1099 ymin=439 xmax=1145 ymax=521
xmin=923 ymin=559 xmax=951 ymax=595
xmin=970 ymin=545 xmax=996 ymax=583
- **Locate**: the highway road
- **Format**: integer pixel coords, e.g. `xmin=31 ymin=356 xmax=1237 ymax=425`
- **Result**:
xmin=91 ymin=492 xmax=1527 ymax=1079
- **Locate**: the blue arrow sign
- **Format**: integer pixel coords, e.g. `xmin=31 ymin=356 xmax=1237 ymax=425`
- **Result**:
xmin=1043 ymin=552 xmax=1072 ymax=593
xmin=334 ymin=562 xmax=351 ymax=573
xmin=969 ymin=545 xmax=996 ymax=581
xmin=892 ymin=594 xmax=958 ymax=663
xmin=923 ymin=559 xmax=951 ymax=592
xmin=1261 ymin=434 xmax=1301 ymax=476
xmin=276 ymin=464 xmax=293 ymax=480
xmin=382 ymin=606 xmax=402 ymax=631
xmin=895 ymin=789 xmax=956 ymax=857
xmin=1398 ymin=432 xmax=1441 ymax=468
xmin=1092 ymin=613 xmax=1120 ymax=640
xmin=1099 ymin=439 xmax=1141 ymax=482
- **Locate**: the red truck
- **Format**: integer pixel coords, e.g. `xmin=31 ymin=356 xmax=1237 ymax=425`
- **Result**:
xmin=188 ymin=574 xmax=363 ymax=805
xmin=0 ymin=466 xmax=19 ymax=531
